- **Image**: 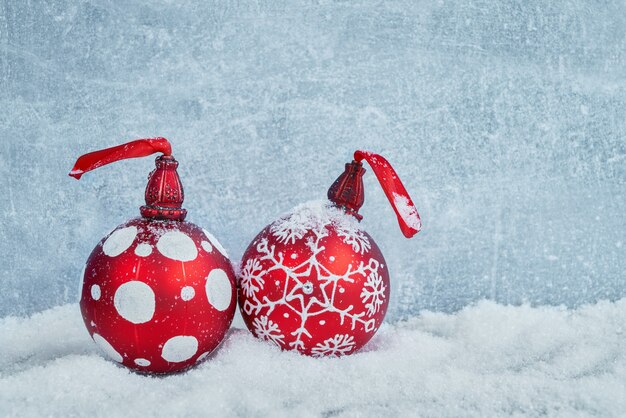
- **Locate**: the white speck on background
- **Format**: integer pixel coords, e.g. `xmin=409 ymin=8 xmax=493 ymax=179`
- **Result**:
xmin=2 ymin=0 xmax=625 ymax=322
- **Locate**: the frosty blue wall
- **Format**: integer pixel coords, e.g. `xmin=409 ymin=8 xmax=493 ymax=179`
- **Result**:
xmin=1 ymin=0 xmax=624 ymax=317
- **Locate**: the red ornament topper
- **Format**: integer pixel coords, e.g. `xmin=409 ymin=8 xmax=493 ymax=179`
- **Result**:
xmin=71 ymin=138 xmax=236 ymax=373
xmin=238 ymin=151 xmax=420 ymax=357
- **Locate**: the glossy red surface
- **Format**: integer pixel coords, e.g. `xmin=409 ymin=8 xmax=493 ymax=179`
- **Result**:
xmin=80 ymin=218 xmax=236 ymax=373
xmin=239 ymin=220 xmax=389 ymax=357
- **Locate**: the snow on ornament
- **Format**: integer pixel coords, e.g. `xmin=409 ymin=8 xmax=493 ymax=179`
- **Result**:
xmin=70 ymin=138 xmax=236 ymax=373
xmin=238 ymin=150 xmax=421 ymax=357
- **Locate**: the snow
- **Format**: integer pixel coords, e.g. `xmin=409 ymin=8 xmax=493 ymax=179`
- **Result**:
xmin=205 ymin=269 xmax=233 ymax=312
xmin=270 ymin=200 xmax=364 ymax=246
xmin=102 ymin=226 xmax=138 ymax=257
xmin=156 ymin=231 xmax=198 ymax=262
xmin=113 ymin=281 xmax=156 ymax=324
xmin=392 ymin=192 xmax=422 ymax=232
xmin=1 ymin=300 xmax=624 ymax=416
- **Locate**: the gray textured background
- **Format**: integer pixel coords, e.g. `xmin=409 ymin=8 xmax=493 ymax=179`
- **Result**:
xmin=1 ymin=0 xmax=624 ymax=318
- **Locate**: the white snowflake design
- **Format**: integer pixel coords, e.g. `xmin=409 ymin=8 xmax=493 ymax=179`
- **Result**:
xmin=360 ymin=270 xmax=387 ymax=316
xmin=270 ymin=211 xmax=313 ymax=244
xmin=271 ymin=201 xmax=372 ymax=254
xmin=311 ymin=334 xmax=356 ymax=357
xmin=252 ymin=315 xmax=285 ymax=347
xmin=242 ymin=203 xmax=383 ymax=354
xmin=336 ymin=225 xmax=371 ymax=254
xmin=240 ymin=258 xmax=264 ymax=298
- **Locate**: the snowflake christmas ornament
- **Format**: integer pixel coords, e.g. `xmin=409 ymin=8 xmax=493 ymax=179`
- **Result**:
xmin=70 ymin=138 xmax=236 ymax=373
xmin=238 ymin=150 xmax=421 ymax=357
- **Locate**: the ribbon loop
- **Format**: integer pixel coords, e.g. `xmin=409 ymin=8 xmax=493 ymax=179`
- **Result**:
xmin=354 ymin=150 xmax=421 ymax=238
xmin=69 ymin=138 xmax=172 ymax=179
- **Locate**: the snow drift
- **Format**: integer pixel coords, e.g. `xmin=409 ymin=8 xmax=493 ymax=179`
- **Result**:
xmin=1 ymin=299 xmax=624 ymax=417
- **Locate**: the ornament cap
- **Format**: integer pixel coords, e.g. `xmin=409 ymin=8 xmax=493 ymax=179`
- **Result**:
xmin=140 ymin=155 xmax=187 ymax=221
xmin=69 ymin=137 xmax=187 ymax=221
xmin=327 ymin=160 xmax=366 ymax=220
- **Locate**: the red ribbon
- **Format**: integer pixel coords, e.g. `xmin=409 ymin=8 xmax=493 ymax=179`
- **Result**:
xmin=354 ymin=150 xmax=422 ymax=238
xmin=69 ymin=138 xmax=172 ymax=179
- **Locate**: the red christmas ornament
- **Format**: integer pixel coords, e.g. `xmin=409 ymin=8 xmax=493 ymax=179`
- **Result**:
xmin=238 ymin=150 xmax=421 ymax=357
xmin=70 ymin=138 xmax=236 ymax=373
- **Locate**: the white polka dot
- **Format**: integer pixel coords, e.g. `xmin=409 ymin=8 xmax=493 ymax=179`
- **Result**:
xmin=134 ymin=358 xmax=151 ymax=367
xmin=161 ymin=336 xmax=198 ymax=363
xmin=290 ymin=253 xmax=298 ymax=259
xmin=196 ymin=352 xmax=210 ymax=363
xmin=135 ymin=243 xmax=152 ymax=257
xmin=92 ymin=333 xmax=123 ymax=363
xmin=283 ymin=313 xmax=289 ymax=318
xmin=114 ymin=281 xmax=155 ymax=324
xmin=319 ymin=320 xmax=326 ymax=325
xmin=339 ymin=287 xmax=345 ymax=294
xmin=201 ymin=241 xmax=213 ymax=253
xmin=329 ymin=256 xmax=336 ymax=262
xmin=91 ymin=284 xmax=101 ymax=300
xmin=205 ymin=269 xmax=232 ymax=311
xmin=156 ymin=231 xmax=198 ymax=262
xmin=202 ymin=229 xmax=228 ymax=258
xmin=102 ymin=226 xmax=137 ymax=257
xmin=181 ymin=286 xmax=195 ymax=301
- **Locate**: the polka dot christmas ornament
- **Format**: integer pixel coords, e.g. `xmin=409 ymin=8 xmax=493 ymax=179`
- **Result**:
xmin=238 ymin=151 xmax=422 ymax=357
xmin=70 ymin=138 xmax=236 ymax=373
